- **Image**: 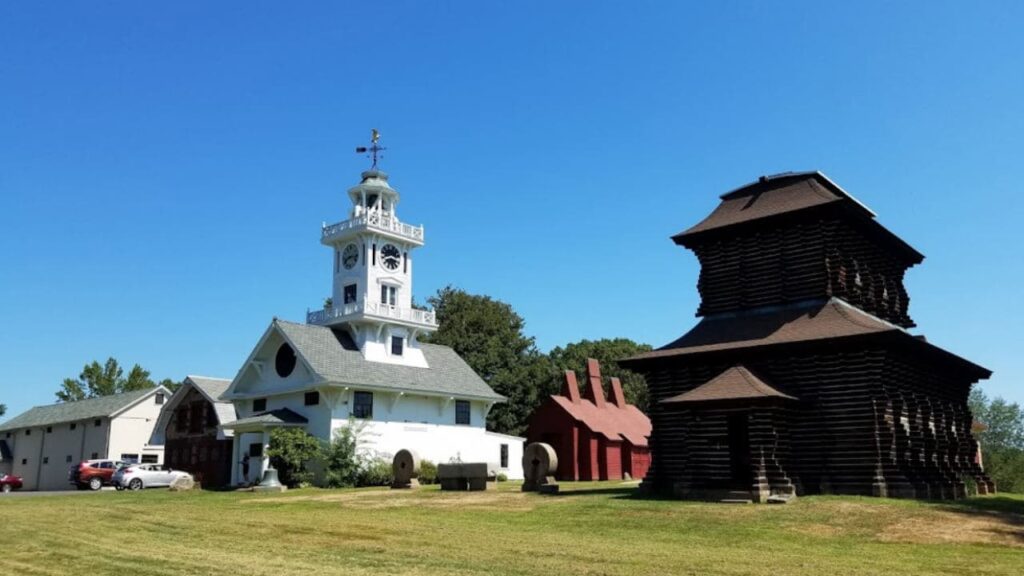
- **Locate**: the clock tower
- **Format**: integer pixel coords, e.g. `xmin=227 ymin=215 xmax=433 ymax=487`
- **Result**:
xmin=306 ymin=133 xmax=437 ymax=367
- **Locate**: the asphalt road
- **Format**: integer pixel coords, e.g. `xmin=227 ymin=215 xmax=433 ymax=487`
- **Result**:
xmin=1 ymin=487 xmax=116 ymax=498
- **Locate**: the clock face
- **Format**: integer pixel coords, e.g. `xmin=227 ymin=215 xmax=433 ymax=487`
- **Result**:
xmin=342 ymin=243 xmax=359 ymax=269
xmin=380 ymin=244 xmax=401 ymax=271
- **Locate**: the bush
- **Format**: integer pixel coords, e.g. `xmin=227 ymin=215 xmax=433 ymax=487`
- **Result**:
xmin=266 ymin=428 xmax=323 ymax=488
xmin=357 ymin=458 xmax=393 ymax=487
xmin=322 ymin=423 xmax=362 ymax=488
xmin=419 ymin=459 xmax=438 ymax=485
xmin=496 ymin=473 xmax=508 ymax=482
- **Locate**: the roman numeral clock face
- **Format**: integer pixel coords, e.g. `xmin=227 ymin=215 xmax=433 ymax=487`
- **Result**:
xmin=380 ymin=244 xmax=401 ymax=271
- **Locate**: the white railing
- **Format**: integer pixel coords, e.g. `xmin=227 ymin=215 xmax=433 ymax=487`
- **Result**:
xmin=322 ymin=212 xmax=424 ymax=243
xmin=307 ymin=298 xmax=437 ymax=327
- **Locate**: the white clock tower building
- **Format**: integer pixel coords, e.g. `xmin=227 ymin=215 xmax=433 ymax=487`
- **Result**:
xmin=306 ymin=164 xmax=437 ymax=368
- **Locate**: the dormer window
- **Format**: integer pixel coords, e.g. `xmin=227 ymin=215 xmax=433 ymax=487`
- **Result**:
xmin=155 ymin=393 xmax=165 ymax=405
xmin=391 ymin=336 xmax=404 ymax=356
xmin=253 ymin=398 xmax=267 ymax=413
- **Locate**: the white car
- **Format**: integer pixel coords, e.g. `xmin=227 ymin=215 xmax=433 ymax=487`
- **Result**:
xmin=113 ymin=464 xmax=192 ymax=491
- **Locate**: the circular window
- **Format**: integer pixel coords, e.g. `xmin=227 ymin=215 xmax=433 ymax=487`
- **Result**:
xmin=275 ymin=343 xmax=297 ymax=378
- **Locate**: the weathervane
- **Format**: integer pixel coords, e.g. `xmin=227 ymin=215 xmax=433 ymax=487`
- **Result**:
xmin=355 ymin=128 xmax=386 ymax=169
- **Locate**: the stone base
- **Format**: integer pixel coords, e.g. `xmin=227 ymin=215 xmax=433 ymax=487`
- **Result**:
xmin=253 ymin=485 xmax=287 ymax=493
xmin=392 ymin=479 xmax=420 ymax=490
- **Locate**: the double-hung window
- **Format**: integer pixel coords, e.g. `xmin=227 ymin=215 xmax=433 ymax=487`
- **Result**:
xmin=380 ymin=285 xmax=397 ymax=306
xmin=455 ymin=400 xmax=471 ymax=425
xmin=353 ymin=391 xmax=373 ymax=419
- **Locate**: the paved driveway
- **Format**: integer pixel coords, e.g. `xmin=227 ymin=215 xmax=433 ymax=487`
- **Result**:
xmin=2 ymin=487 xmax=115 ymax=498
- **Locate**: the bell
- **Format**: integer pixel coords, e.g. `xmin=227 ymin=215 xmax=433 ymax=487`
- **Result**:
xmin=257 ymin=467 xmax=282 ymax=488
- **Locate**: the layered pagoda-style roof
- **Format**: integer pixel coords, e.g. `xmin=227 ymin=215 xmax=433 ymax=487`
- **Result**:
xmin=621 ymin=298 xmax=989 ymax=378
xmin=662 ymin=366 xmax=796 ymax=404
xmin=674 ymin=171 xmax=924 ymax=265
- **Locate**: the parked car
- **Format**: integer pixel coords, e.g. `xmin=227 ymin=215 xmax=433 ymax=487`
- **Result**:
xmin=1 ymin=474 xmax=23 ymax=493
xmin=69 ymin=459 xmax=124 ymax=491
xmin=113 ymin=464 xmax=192 ymax=491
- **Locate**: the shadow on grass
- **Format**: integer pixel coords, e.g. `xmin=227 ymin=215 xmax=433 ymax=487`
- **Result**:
xmin=934 ymin=495 xmax=1024 ymax=545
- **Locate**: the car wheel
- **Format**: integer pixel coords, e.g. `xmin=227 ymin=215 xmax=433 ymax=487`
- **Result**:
xmin=1 ymin=484 xmax=11 ymax=494
xmin=88 ymin=477 xmax=103 ymax=491
xmin=129 ymin=478 xmax=143 ymax=491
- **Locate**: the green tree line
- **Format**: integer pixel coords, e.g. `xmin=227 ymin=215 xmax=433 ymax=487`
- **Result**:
xmin=56 ymin=357 xmax=181 ymax=402
xmin=969 ymin=388 xmax=1024 ymax=492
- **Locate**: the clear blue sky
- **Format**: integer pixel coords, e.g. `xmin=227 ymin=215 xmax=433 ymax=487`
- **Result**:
xmin=2 ymin=1 xmax=1022 ymax=419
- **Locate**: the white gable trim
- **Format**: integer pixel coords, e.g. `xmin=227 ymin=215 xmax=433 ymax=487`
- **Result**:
xmin=109 ymin=385 xmax=171 ymax=419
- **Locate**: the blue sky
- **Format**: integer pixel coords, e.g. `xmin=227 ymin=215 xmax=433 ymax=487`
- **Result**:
xmin=2 ymin=1 xmax=1022 ymax=418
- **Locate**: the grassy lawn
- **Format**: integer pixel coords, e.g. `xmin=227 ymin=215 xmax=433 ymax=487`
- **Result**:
xmin=1 ymin=482 xmax=1022 ymax=575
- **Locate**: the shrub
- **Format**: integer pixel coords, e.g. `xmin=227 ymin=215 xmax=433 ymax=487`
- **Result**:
xmin=358 ymin=458 xmax=393 ymax=487
xmin=266 ymin=428 xmax=323 ymax=488
xmin=419 ymin=459 xmax=437 ymax=485
xmin=322 ymin=423 xmax=362 ymax=488
xmin=496 ymin=473 xmax=508 ymax=482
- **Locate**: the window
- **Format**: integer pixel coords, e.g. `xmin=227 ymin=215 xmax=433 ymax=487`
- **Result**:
xmin=99 ymin=461 xmax=114 ymax=469
xmin=248 ymin=443 xmax=263 ymax=458
xmin=121 ymin=454 xmax=139 ymax=464
xmin=275 ymin=343 xmax=297 ymax=378
xmin=46 ymin=426 xmax=52 ymax=433
xmin=189 ymin=403 xmax=205 ymax=433
xmin=4 ymin=432 xmax=9 ymax=438
xmin=353 ymin=391 xmax=373 ymax=419
xmin=391 ymin=336 xmax=403 ymax=356
xmin=155 ymin=393 xmax=165 ymax=405
xmin=43 ymin=457 xmax=49 ymax=464
xmin=380 ymin=285 xmax=396 ymax=306
xmin=70 ymin=423 xmax=76 ymax=431
xmin=25 ymin=429 xmax=30 ymax=436
xmin=21 ymin=458 xmax=26 ymax=465
xmin=455 ymin=400 xmax=471 ymax=425
xmin=94 ymin=419 xmax=102 ymax=427
xmin=66 ymin=455 xmax=73 ymax=463
xmin=500 ymin=444 xmax=509 ymax=468
xmin=344 ymin=284 xmax=357 ymax=305
xmin=253 ymin=398 xmax=267 ymax=413
xmin=372 ymin=243 xmax=377 ymax=266
xmin=305 ymin=391 xmax=320 ymax=406
xmin=403 ymin=251 xmax=408 ymax=273
xmin=91 ymin=452 xmax=99 ymax=459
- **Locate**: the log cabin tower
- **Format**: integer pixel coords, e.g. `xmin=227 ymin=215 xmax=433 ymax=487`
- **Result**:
xmin=621 ymin=172 xmax=994 ymax=502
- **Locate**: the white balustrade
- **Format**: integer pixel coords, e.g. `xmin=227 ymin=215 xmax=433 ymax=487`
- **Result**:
xmin=321 ymin=213 xmax=424 ymax=243
xmin=307 ymin=298 xmax=436 ymax=327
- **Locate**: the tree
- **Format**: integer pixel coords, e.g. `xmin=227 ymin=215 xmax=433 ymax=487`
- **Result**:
xmin=969 ymin=388 xmax=1024 ymax=493
xmin=548 ymin=338 xmax=653 ymax=412
xmin=0 ymin=404 xmax=5 ymax=418
xmin=267 ymin=428 xmax=324 ymax=487
xmin=56 ymin=358 xmax=160 ymax=402
xmin=424 ymin=286 xmax=556 ymax=436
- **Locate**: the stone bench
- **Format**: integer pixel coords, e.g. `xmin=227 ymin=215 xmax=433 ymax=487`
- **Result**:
xmin=437 ymin=463 xmax=489 ymax=491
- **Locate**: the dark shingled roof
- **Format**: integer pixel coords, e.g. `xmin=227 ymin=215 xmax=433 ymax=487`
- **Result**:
xmin=672 ymin=171 xmax=924 ymax=264
xmin=620 ymin=298 xmax=990 ymax=378
xmin=627 ymin=298 xmax=896 ymax=360
xmin=0 ymin=388 xmax=164 ymax=432
xmin=266 ymin=320 xmax=505 ymax=402
xmin=662 ymin=366 xmax=796 ymax=404
xmin=223 ymin=408 xmax=308 ymax=428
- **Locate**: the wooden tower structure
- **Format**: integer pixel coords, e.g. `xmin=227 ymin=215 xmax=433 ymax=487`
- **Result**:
xmin=620 ymin=172 xmax=994 ymax=502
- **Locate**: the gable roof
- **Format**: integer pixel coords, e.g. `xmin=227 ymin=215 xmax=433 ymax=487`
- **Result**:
xmin=673 ymin=171 xmax=924 ymax=263
xmin=543 ymin=360 xmax=652 ymax=447
xmin=185 ymin=376 xmax=236 ymax=427
xmin=620 ymin=298 xmax=990 ymax=378
xmin=222 ymin=408 xmax=308 ymax=429
xmin=227 ymin=319 xmax=504 ymax=402
xmin=0 ymin=387 xmax=166 ymax=432
xmin=662 ymin=366 xmax=797 ymax=404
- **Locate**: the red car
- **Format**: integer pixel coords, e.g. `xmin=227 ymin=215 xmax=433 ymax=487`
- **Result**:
xmin=1 ymin=473 xmax=23 ymax=493
xmin=69 ymin=460 xmax=123 ymax=491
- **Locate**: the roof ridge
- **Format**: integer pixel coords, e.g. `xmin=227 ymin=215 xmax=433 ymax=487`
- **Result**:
xmin=829 ymin=298 xmax=903 ymax=333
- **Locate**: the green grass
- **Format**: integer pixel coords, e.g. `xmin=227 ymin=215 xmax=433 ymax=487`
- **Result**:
xmin=1 ymin=482 xmax=1022 ymax=575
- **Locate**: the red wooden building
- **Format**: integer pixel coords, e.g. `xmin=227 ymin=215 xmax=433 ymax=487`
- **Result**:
xmin=526 ymin=359 xmax=652 ymax=481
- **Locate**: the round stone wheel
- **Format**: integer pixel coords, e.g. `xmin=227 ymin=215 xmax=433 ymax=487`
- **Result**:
xmin=392 ymin=449 xmax=421 ymax=484
xmin=523 ymin=442 xmax=558 ymax=485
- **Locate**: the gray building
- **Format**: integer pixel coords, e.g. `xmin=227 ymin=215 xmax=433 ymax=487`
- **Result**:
xmin=0 ymin=387 xmax=169 ymax=490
